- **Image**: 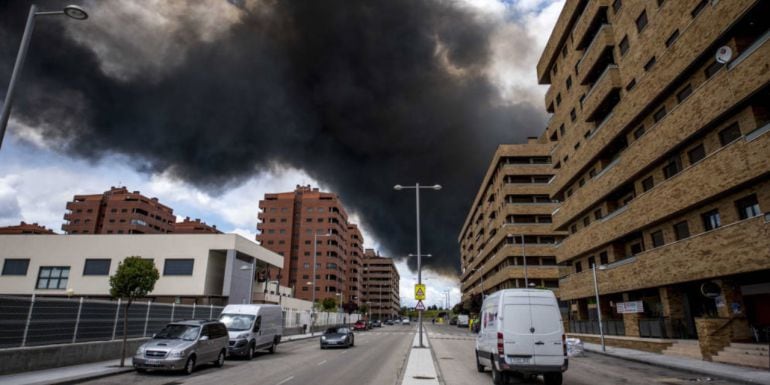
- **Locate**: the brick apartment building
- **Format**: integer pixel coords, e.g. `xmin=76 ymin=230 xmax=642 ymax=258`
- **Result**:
xmin=460 ymin=0 xmax=770 ymax=366
xmin=0 ymin=222 xmax=55 ymax=234
xmin=62 ymin=187 xmax=176 ymax=234
xmin=362 ymin=249 xmax=400 ymax=320
xmin=458 ymin=142 xmax=568 ymax=309
xmin=174 ymin=217 xmax=222 ymax=234
xmin=256 ymin=185 xmax=365 ymax=306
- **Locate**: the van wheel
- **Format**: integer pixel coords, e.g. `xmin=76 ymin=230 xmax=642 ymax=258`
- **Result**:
xmin=475 ymin=351 xmax=484 ymax=373
xmin=215 ymin=350 xmax=225 ymax=367
xmin=544 ymin=372 xmax=563 ymax=385
xmin=247 ymin=343 xmax=256 ymax=360
xmin=268 ymin=342 xmax=276 ymax=354
xmin=491 ymin=361 xmax=507 ymax=385
xmin=183 ymin=356 xmax=195 ymax=375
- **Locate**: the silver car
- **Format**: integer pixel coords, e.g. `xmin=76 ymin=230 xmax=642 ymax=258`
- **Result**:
xmin=133 ymin=320 xmax=229 ymax=374
xmin=320 ymin=327 xmax=354 ymax=349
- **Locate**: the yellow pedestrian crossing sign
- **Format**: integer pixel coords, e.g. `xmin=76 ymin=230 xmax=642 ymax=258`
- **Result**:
xmin=415 ymin=284 xmax=426 ymax=300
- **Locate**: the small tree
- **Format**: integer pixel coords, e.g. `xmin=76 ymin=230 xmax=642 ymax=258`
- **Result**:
xmin=359 ymin=304 xmax=369 ymax=317
xmin=321 ymin=297 xmax=337 ymax=311
xmin=110 ymin=256 xmax=159 ymax=367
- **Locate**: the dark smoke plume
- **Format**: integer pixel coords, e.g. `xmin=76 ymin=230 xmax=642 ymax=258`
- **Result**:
xmin=0 ymin=0 xmax=546 ymax=275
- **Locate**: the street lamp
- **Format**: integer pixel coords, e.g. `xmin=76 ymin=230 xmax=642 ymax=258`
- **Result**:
xmin=0 ymin=4 xmax=89 ymax=151
xmin=240 ymin=262 xmax=255 ymax=304
xmin=394 ymin=183 xmax=441 ymax=348
xmin=507 ymin=234 xmax=529 ymax=287
xmin=592 ymin=263 xmax=608 ymax=352
xmin=311 ymin=231 xmax=333 ymax=335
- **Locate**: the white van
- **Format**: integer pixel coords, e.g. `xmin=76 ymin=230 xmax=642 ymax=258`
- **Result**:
xmin=457 ymin=314 xmax=470 ymax=327
xmin=475 ymin=289 xmax=567 ymax=385
xmin=219 ymin=304 xmax=283 ymax=359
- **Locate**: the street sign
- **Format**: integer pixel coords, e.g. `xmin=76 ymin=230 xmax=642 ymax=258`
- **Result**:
xmin=415 ymin=284 xmax=426 ymax=300
xmin=616 ymin=300 xmax=644 ymax=313
xmin=415 ymin=300 xmax=425 ymax=311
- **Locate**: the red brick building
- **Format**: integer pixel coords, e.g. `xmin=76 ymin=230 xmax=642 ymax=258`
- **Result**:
xmin=62 ymin=187 xmax=176 ymax=234
xmin=0 ymin=221 xmax=55 ymax=234
xmin=174 ymin=217 xmax=221 ymax=234
xmin=256 ymin=185 xmax=365 ymax=306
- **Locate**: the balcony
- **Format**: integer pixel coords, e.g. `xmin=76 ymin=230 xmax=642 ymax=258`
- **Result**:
xmin=572 ymin=0 xmax=610 ymax=51
xmin=558 ymin=216 xmax=770 ymax=300
xmin=555 ymin=129 xmax=770 ymax=261
xmin=582 ymin=65 xmax=621 ymax=123
xmin=577 ymin=24 xmax=614 ymax=84
xmin=462 ymin=265 xmax=560 ymax=292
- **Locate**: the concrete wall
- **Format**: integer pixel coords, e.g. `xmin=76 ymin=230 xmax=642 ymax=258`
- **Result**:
xmin=0 ymin=338 xmax=149 ymax=375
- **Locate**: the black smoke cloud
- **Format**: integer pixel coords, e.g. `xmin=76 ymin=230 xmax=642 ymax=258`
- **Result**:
xmin=0 ymin=0 xmax=545 ymax=275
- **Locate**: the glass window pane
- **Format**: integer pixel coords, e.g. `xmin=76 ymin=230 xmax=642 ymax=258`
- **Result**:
xmin=40 ymin=268 xmax=50 ymax=278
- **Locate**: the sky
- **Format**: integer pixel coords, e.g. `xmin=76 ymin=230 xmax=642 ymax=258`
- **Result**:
xmin=0 ymin=0 xmax=564 ymax=308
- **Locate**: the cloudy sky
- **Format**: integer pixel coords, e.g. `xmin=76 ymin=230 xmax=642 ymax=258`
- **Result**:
xmin=0 ymin=0 xmax=563 ymax=308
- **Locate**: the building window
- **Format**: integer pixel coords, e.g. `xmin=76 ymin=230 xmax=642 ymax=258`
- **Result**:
xmin=718 ymin=123 xmax=742 ymax=146
xmin=594 ymin=209 xmax=603 ymax=220
xmin=556 ymin=93 xmax=562 ymax=106
xmin=705 ymin=61 xmax=723 ymax=79
xmin=626 ymin=78 xmax=636 ymax=91
xmin=636 ymin=10 xmax=648 ymax=32
xmin=562 ymin=44 xmax=568 ymax=58
xmin=651 ymin=230 xmax=665 ymax=248
xmin=644 ymin=56 xmax=657 ymax=72
xmin=574 ymin=142 xmax=581 ymax=150
xmin=630 ymin=242 xmax=644 ymax=255
xmin=559 ymin=124 xmax=566 ymax=135
xmin=2 ymin=258 xmax=30 ymax=275
xmin=583 ymin=217 xmax=590 ymax=227
xmin=612 ymin=0 xmax=622 ymax=13
xmin=570 ymin=108 xmax=576 ymax=122
xmin=653 ymin=106 xmax=667 ymax=123
xmin=663 ymin=156 xmax=681 ymax=179
xmin=36 ymin=266 xmax=70 ymax=289
xmin=687 ymin=144 xmax=706 ymax=164
xmin=701 ymin=209 xmax=721 ymax=231
xmin=673 ymin=221 xmax=690 ymax=240
xmin=575 ymin=262 xmax=583 ymax=273
xmin=735 ymin=194 xmax=761 ymax=220
xmin=589 ymin=168 xmax=597 ymax=178
xmin=163 ymin=259 xmax=194 ymax=276
xmin=619 ymin=36 xmax=630 ymax=56
xmin=642 ymin=176 xmax=655 ymax=192
xmin=676 ymin=84 xmax=693 ymax=103
xmin=587 ymin=256 xmax=596 ymax=268
xmin=633 ymin=125 xmax=645 ymax=139
xmin=83 ymin=259 xmax=111 ymax=276
xmin=691 ymin=0 xmax=708 ymax=18
xmin=570 ymin=224 xmax=578 ymax=234
xmin=599 ymin=252 xmax=609 ymax=265
xmin=665 ymin=29 xmax=680 ymax=47
xmin=578 ymin=178 xmax=585 ymax=187
xmin=566 ymin=76 xmax=572 ymax=90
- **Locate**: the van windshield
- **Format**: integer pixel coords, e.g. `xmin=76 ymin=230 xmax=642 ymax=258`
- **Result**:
xmin=154 ymin=325 xmax=200 ymax=341
xmin=219 ymin=314 xmax=256 ymax=331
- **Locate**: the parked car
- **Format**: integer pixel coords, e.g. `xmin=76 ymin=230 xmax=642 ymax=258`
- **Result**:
xmin=320 ymin=326 xmax=355 ymax=349
xmin=449 ymin=316 xmax=458 ymax=325
xmin=401 ymin=318 xmax=410 ymax=325
xmin=372 ymin=320 xmax=382 ymax=327
xmin=219 ymin=304 xmax=283 ymax=359
xmin=457 ymin=314 xmax=469 ymax=327
xmin=475 ymin=289 xmax=567 ymax=385
xmin=133 ymin=320 xmax=229 ymax=375
xmin=353 ymin=320 xmax=367 ymax=331
xmin=384 ymin=319 xmax=394 ymax=326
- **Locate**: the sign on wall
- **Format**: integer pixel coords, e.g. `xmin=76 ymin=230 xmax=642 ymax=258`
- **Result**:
xmin=616 ymin=300 xmax=644 ymax=314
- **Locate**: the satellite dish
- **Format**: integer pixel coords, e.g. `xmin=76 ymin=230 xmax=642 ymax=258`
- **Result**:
xmin=715 ymin=46 xmax=733 ymax=64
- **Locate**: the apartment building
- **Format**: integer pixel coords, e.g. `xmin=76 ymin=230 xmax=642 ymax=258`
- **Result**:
xmin=174 ymin=217 xmax=222 ymax=234
xmin=458 ymin=141 xmax=567 ymax=308
xmin=256 ymin=185 xmax=365 ymax=306
xmin=361 ymin=249 xmax=400 ymax=320
xmin=0 ymin=222 xmax=55 ymax=234
xmin=61 ymin=187 xmax=176 ymax=234
xmin=530 ymin=0 xmax=770 ymax=363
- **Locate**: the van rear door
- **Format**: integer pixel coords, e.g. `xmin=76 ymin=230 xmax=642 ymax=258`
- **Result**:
xmin=502 ymin=297 xmax=535 ymax=364
xmin=529 ymin=297 xmax=564 ymax=366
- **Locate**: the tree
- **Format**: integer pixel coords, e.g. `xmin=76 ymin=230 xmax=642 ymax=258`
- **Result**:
xmin=321 ymin=297 xmax=337 ymax=311
xmin=109 ymin=256 xmax=159 ymax=367
xmin=359 ymin=304 xmax=369 ymax=316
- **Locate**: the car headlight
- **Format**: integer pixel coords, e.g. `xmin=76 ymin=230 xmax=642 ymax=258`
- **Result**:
xmin=236 ymin=333 xmax=250 ymax=339
xmin=135 ymin=346 xmax=146 ymax=355
xmin=169 ymin=350 xmax=186 ymax=358
xmin=321 ymin=336 xmax=326 ymax=340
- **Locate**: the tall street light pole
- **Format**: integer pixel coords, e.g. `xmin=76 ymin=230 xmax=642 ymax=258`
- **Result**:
xmin=240 ymin=261 xmax=255 ymax=304
xmin=311 ymin=231 xmax=332 ymax=336
xmin=592 ymin=263 xmax=607 ymax=352
xmin=0 ymin=4 xmax=88 ymax=151
xmin=395 ymin=183 xmax=441 ymax=349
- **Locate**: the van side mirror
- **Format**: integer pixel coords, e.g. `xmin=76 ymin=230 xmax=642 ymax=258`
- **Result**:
xmin=200 ymin=335 xmax=209 ymax=341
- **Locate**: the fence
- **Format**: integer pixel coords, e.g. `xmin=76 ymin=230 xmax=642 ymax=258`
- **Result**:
xmin=569 ymin=319 xmax=625 ymax=336
xmin=0 ymin=295 xmax=360 ymax=349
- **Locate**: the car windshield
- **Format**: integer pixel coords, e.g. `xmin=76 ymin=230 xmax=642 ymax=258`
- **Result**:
xmin=325 ymin=328 xmax=341 ymax=334
xmin=219 ymin=313 xmax=256 ymax=331
xmin=154 ymin=324 xmax=200 ymax=341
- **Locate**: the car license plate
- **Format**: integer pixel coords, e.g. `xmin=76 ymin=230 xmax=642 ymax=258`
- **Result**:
xmin=510 ymin=357 xmax=530 ymax=364
xmin=146 ymin=359 xmax=161 ymax=365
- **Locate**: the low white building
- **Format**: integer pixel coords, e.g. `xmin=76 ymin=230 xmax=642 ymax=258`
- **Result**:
xmin=0 ymin=234 xmax=285 ymax=305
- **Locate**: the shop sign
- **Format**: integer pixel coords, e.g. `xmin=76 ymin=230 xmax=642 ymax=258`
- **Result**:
xmin=616 ymin=300 xmax=644 ymax=313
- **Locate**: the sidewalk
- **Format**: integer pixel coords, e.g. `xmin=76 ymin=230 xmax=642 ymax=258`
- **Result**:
xmin=0 ymin=332 xmax=319 ymax=385
xmin=583 ymin=342 xmax=770 ymax=385
xmin=401 ymin=331 xmax=441 ymax=385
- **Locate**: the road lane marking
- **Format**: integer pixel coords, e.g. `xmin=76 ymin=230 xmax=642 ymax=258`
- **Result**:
xmin=276 ymin=376 xmax=294 ymax=385
xmin=317 ymin=360 xmax=327 ymax=366
xmin=341 ymin=350 xmax=349 ymax=354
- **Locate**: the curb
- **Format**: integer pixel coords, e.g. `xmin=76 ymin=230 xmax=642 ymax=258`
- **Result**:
xmin=47 ymin=367 xmax=135 ymax=385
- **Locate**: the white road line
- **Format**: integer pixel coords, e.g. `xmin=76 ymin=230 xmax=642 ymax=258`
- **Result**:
xmin=341 ymin=350 xmax=349 ymax=354
xmin=317 ymin=359 xmax=327 ymax=366
xmin=276 ymin=376 xmax=294 ymax=385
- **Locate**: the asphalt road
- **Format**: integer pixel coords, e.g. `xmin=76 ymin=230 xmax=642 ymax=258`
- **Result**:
xmin=75 ymin=325 xmax=415 ymax=385
xmin=426 ymin=323 xmax=741 ymax=385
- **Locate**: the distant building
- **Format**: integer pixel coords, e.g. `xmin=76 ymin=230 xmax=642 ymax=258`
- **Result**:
xmin=256 ymin=185 xmax=365 ymax=306
xmin=174 ymin=217 xmax=221 ymax=234
xmin=62 ymin=186 xmax=176 ymax=234
xmin=362 ymin=249 xmax=400 ymax=320
xmin=0 ymin=221 xmax=55 ymax=234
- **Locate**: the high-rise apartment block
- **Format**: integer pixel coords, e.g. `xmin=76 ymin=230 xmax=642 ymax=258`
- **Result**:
xmin=461 ymin=0 xmax=770 ymax=364
xmin=362 ymin=249 xmax=400 ymax=320
xmin=0 ymin=222 xmax=55 ymax=234
xmin=62 ymin=187 xmax=176 ymax=234
xmin=256 ymin=185 xmax=365 ymax=306
xmin=174 ymin=217 xmax=222 ymax=234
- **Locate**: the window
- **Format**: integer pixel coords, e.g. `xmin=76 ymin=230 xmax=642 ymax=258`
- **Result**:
xmin=651 ymin=230 xmax=665 ymax=247
xmin=566 ymin=76 xmax=572 ymax=90
xmin=666 ymin=30 xmax=680 ymax=48
xmin=36 ymin=266 xmax=70 ymax=289
xmin=644 ymin=56 xmax=657 ymax=72
xmin=636 ymin=10 xmax=648 ymax=32
xmin=619 ymin=36 xmax=630 ymax=56
xmin=303 ymin=262 xmax=310 ymax=268
xmin=612 ymin=0 xmax=622 ymax=13
xmin=2 ymin=259 xmax=29 ymax=275
xmin=583 ymin=217 xmax=590 ymax=227
xmin=589 ymin=168 xmax=597 ymax=178
xmin=562 ymin=45 xmax=568 ymax=58
xmin=701 ymin=209 xmax=721 ymax=231
xmin=570 ymin=108 xmax=576 ymax=122
xmin=642 ymin=176 xmax=655 ymax=192
xmin=705 ymin=61 xmax=723 ymax=79
xmin=676 ymin=84 xmax=693 ymax=103
xmin=719 ymin=123 xmax=741 ymax=145
xmin=599 ymin=252 xmax=609 ymax=265
xmin=574 ymin=142 xmax=581 ymax=150
xmin=163 ymin=259 xmax=194 ymax=275
xmin=691 ymin=0 xmax=708 ymax=18
xmin=630 ymin=242 xmax=644 ymax=255
xmin=688 ymin=144 xmax=706 ymax=164
xmin=559 ymin=124 xmax=566 ymax=135
xmin=626 ymin=78 xmax=636 ymax=91
xmin=570 ymin=224 xmax=578 ymax=234
xmin=587 ymin=256 xmax=596 ymax=268
xmin=83 ymin=259 xmax=111 ymax=275
xmin=735 ymin=194 xmax=760 ymax=219
xmin=556 ymin=93 xmax=562 ymax=106
xmin=594 ymin=209 xmax=603 ymax=220
xmin=575 ymin=262 xmax=583 ymax=273
xmin=673 ymin=221 xmax=690 ymax=240
xmin=633 ymin=125 xmax=645 ymax=139
xmin=578 ymin=178 xmax=585 ymax=187
xmin=653 ymin=106 xmax=667 ymax=122
xmin=663 ymin=156 xmax=681 ymax=179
